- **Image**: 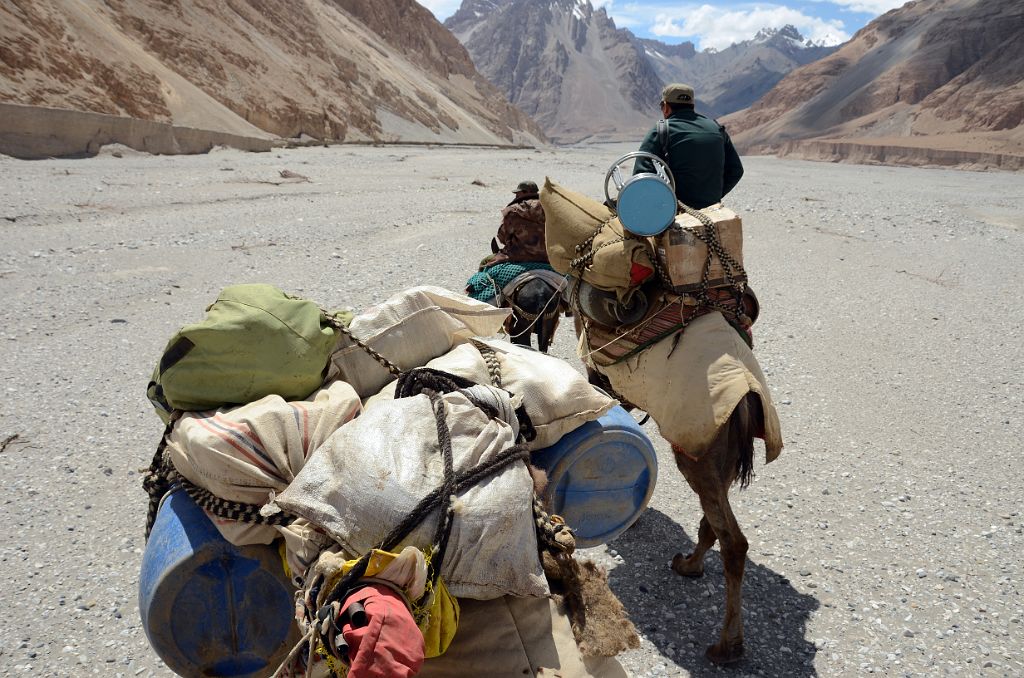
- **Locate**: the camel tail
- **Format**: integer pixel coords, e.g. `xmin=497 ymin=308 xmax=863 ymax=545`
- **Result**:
xmin=734 ymin=393 xmax=763 ymax=489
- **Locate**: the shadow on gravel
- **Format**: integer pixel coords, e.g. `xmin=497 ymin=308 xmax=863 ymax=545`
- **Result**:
xmin=607 ymin=508 xmax=819 ymax=677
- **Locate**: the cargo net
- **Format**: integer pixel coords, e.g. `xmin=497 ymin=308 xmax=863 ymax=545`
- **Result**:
xmin=656 ymin=201 xmax=748 ymax=319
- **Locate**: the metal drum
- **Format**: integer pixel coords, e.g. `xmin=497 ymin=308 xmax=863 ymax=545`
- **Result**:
xmin=139 ymin=488 xmax=296 ymax=677
xmin=532 ymin=405 xmax=657 ymax=548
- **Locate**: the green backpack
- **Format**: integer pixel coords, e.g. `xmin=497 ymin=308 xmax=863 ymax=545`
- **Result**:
xmin=147 ymin=284 xmax=353 ymax=423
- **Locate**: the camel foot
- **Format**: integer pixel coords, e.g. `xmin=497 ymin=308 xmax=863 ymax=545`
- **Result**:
xmin=671 ymin=552 xmax=704 ymax=578
xmin=706 ymin=640 xmax=744 ymax=665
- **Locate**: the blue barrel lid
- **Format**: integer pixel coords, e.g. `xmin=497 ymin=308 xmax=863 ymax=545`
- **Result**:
xmin=532 ymin=406 xmax=657 ymax=547
xmin=139 ymin=489 xmax=296 ymax=677
xmin=617 ymin=176 xmax=677 ymax=236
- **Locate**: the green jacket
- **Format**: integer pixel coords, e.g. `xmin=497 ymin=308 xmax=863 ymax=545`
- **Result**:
xmin=634 ymin=110 xmax=743 ymax=209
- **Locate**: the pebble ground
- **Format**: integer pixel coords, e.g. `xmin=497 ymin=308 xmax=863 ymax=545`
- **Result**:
xmin=0 ymin=144 xmax=1020 ymax=677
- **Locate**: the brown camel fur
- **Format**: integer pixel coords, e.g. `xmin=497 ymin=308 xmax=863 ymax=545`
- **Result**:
xmin=669 ymin=392 xmax=762 ymax=664
xmin=574 ymin=313 xmax=767 ymax=663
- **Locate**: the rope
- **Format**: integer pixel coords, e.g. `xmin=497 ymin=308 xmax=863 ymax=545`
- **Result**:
xmin=469 ymin=340 xmax=538 ymax=443
xmin=471 ymin=339 xmax=502 ymax=389
xmin=143 ymin=408 xmax=294 ymax=539
xmin=143 ymin=441 xmax=293 ymax=541
xmin=673 ymin=202 xmax=749 ymax=324
xmin=533 ymin=493 xmax=575 ymax=555
xmin=142 ymin=412 xmax=181 ymax=539
xmin=316 ymin=442 xmax=530 ymax=610
xmin=502 ymin=274 xmax=568 ymax=341
xmin=426 ymin=392 xmax=457 ymax=583
xmin=268 ymin=627 xmax=314 ymax=678
xmin=314 ymin=367 xmax=532 ymax=639
xmin=326 ymin=315 xmax=403 ymax=379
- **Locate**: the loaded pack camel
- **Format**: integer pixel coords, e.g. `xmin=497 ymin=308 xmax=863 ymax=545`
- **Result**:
xmin=501 ymin=274 xmax=566 ymax=353
xmin=580 ymin=312 xmax=779 ymax=665
xmin=543 ymin=166 xmax=783 ymax=665
xmin=466 ymin=246 xmax=569 ymax=353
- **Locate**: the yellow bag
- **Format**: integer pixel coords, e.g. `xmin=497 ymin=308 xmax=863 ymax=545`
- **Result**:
xmin=541 ymin=178 xmax=655 ymax=301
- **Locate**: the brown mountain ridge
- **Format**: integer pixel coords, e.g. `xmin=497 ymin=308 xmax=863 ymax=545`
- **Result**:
xmin=724 ymin=0 xmax=1024 ymax=170
xmin=0 ymin=0 xmax=546 ymax=158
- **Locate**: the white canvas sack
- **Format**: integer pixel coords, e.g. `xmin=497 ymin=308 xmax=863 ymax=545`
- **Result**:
xmin=328 ymin=286 xmax=511 ymax=398
xmin=272 ymin=389 xmax=549 ymax=600
xmin=366 ymin=339 xmax=616 ymax=450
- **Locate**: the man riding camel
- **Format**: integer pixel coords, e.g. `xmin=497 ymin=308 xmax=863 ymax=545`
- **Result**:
xmin=635 ymin=83 xmax=744 ymax=209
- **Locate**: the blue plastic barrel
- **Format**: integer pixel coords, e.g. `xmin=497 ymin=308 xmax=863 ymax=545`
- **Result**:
xmin=139 ymin=488 xmax=297 ymax=677
xmin=532 ymin=405 xmax=657 ymax=548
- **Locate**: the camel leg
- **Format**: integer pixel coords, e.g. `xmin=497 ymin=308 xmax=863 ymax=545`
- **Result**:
xmin=695 ymin=481 xmax=747 ymax=664
xmin=672 ymin=398 xmax=755 ymax=665
xmin=671 ymin=514 xmax=716 ymax=578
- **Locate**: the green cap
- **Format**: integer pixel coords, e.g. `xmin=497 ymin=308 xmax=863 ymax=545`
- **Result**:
xmin=661 ymin=83 xmax=695 ymax=105
xmin=514 ymin=181 xmax=539 ymax=194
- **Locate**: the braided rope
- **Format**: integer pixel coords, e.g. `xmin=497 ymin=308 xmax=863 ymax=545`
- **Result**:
xmin=471 ymin=339 xmax=502 ymax=389
xmin=533 ymin=493 xmax=576 ymax=555
xmin=326 ymin=315 xmax=403 ymax=379
xmin=177 ymin=473 xmax=292 ymax=526
xmin=142 ymin=412 xmax=182 ymax=539
xmin=143 ymin=409 xmax=293 ymax=539
xmin=425 ymin=392 xmax=457 ymax=583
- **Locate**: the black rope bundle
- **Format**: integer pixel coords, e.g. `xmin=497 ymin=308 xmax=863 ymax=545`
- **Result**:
xmin=142 ymin=413 xmax=180 ymax=540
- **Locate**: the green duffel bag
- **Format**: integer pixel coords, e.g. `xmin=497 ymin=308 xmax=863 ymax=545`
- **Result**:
xmin=147 ymin=284 xmax=353 ymax=423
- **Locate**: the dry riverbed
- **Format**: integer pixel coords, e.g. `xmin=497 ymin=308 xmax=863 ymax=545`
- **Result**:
xmin=0 ymin=144 xmax=1021 ymax=677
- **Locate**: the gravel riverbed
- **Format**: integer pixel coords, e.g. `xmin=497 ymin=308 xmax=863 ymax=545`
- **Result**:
xmin=0 ymin=144 xmax=1021 ymax=677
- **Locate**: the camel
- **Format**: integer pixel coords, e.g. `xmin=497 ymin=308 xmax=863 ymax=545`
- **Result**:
xmin=668 ymin=391 xmax=762 ymax=664
xmin=578 ymin=312 xmax=777 ymax=665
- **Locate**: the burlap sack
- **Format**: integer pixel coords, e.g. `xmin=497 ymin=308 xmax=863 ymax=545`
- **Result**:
xmin=586 ymin=312 xmax=783 ymax=462
xmin=165 ymin=380 xmax=362 ymax=576
xmin=272 ymin=390 xmax=549 ymax=600
xmin=366 ymin=338 xmax=616 ymax=450
xmin=328 ymin=286 xmax=511 ymax=398
xmin=541 ymin=178 xmax=655 ymax=299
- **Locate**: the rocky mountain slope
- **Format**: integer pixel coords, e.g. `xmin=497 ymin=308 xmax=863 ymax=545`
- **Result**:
xmin=445 ymin=0 xmax=835 ymax=142
xmin=724 ymin=0 xmax=1024 ymax=169
xmin=0 ymin=0 xmax=546 ymax=154
xmin=639 ymin=26 xmax=837 ymax=119
xmin=445 ymin=0 xmax=662 ymax=143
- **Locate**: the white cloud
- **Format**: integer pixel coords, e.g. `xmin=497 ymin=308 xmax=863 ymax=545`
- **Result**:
xmin=605 ymin=1 xmax=666 ymax=32
xmin=812 ymin=0 xmax=907 ymax=13
xmin=650 ymin=4 xmax=849 ymax=50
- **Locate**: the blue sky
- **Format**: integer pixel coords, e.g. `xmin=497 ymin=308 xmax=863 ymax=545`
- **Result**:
xmin=421 ymin=0 xmax=908 ymax=51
